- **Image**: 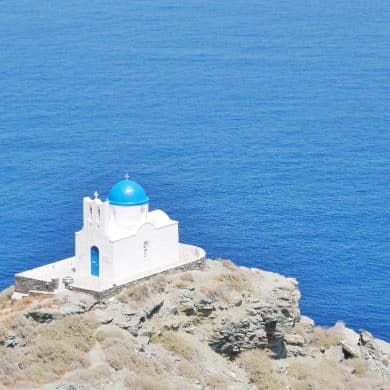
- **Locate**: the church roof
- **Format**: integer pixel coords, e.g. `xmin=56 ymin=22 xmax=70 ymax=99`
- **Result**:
xmin=108 ymin=178 xmax=149 ymax=206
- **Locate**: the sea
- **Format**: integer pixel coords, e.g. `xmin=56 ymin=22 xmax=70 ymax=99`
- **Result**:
xmin=0 ymin=0 xmax=389 ymax=341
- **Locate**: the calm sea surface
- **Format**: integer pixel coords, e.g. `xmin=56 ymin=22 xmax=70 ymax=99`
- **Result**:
xmin=0 ymin=1 xmax=389 ymax=340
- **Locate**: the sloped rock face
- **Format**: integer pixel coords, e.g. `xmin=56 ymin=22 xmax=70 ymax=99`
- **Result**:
xmin=208 ymin=314 xmax=269 ymax=355
xmin=25 ymin=291 xmax=97 ymax=323
xmin=202 ymin=267 xmax=302 ymax=358
xmin=359 ymin=330 xmax=390 ymax=377
xmin=103 ymin=298 xmax=164 ymax=336
xmin=107 ymin=260 xmax=304 ymax=359
xmin=207 ymin=296 xmax=303 ymax=359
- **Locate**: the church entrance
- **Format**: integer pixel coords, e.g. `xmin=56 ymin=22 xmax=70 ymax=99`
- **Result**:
xmin=90 ymin=246 xmax=99 ymax=277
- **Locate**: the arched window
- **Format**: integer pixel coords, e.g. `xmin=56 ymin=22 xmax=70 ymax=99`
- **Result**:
xmin=90 ymin=246 xmax=99 ymax=277
xmin=143 ymin=241 xmax=149 ymax=261
xmin=89 ymin=206 xmax=93 ymax=226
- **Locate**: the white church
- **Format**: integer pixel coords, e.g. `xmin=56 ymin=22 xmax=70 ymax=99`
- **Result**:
xmin=15 ymin=176 xmax=205 ymax=298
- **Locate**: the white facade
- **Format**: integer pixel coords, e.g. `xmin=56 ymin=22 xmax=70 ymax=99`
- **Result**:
xmin=74 ymin=196 xmax=179 ymax=284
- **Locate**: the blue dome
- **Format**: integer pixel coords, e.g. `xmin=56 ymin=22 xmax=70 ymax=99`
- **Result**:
xmin=108 ymin=179 xmax=149 ymax=206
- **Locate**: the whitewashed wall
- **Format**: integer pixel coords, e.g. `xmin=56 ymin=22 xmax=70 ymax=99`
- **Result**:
xmin=76 ymin=197 xmax=113 ymax=280
xmin=75 ymin=196 xmax=179 ymax=284
xmin=110 ymin=204 xmax=148 ymax=227
xmin=111 ymin=222 xmax=179 ymax=281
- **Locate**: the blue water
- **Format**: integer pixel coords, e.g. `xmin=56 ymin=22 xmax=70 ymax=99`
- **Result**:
xmin=0 ymin=1 xmax=389 ymax=340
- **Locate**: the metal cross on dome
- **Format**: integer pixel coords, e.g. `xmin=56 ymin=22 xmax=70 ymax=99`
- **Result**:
xmin=124 ymin=172 xmax=130 ymax=180
xmin=93 ymin=191 xmax=99 ymax=199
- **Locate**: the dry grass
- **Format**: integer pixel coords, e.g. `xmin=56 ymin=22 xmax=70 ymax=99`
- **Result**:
xmin=214 ymin=271 xmax=252 ymax=293
xmin=103 ymin=337 xmax=167 ymax=379
xmin=6 ymin=314 xmax=37 ymax=344
xmin=204 ymin=372 xmax=231 ymax=389
xmin=0 ymin=287 xmax=14 ymax=309
xmin=20 ymin=338 xmax=87 ymax=382
xmin=313 ymin=326 xmax=343 ymax=349
xmin=15 ymin=314 xmax=100 ymax=383
xmin=118 ymin=274 xmax=168 ymax=304
xmin=171 ymin=272 xmax=194 ymax=289
xmin=124 ymin=372 xmax=170 ymax=390
xmin=200 ymin=283 xmax=231 ymax=302
xmin=102 ymin=338 xmax=136 ymax=371
xmin=149 ymin=330 xmax=231 ymax=389
xmin=347 ymin=358 xmax=367 ymax=376
xmin=38 ymin=314 xmax=99 ymax=351
xmin=150 ymin=330 xmax=200 ymax=361
xmin=199 ymin=269 xmax=250 ymax=304
xmin=286 ymin=358 xmax=385 ymax=390
xmin=294 ymin=323 xmax=311 ymax=342
xmin=64 ymin=364 xmax=113 ymax=384
xmin=117 ymin=283 xmax=150 ymax=303
xmin=95 ymin=326 xmax=125 ymax=343
xmin=0 ymin=325 xmax=7 ymax=345
xmin=124 ymin=373 xmax=195 ymax=390
xmin=288 ymin=360 xmax=316 ymax=381
xmin=218 ymin=259 xmax=237 ymax=272
xmin=13 ymin=295 xmax=46 ymax=311
xmin=30 ymin=296 xmax=58 ymax=310
xmin=148 ymin=274 xmax=168 ymax=294
xmin=176 ymin=359 xmax=202 ymax=380
xmin=0 ymin=291 xmax=52 ymax=319
xmin=0 ymin=347 xmax=23 ymax=386
xmin=236 ymin=349 xmax=285 ymax=390
xmin=287 ymin=359 xmax=342 ymax=389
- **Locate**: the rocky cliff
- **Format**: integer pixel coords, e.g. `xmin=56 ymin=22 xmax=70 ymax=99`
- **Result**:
xmin=0 ymin=259 xmax=389 ymax=389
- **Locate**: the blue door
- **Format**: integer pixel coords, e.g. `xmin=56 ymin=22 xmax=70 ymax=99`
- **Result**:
xmin=90 ymin=246 xmax=99 ymax=277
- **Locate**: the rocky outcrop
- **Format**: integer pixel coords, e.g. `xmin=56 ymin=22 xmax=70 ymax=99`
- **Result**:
xmin=323 ymin=323 xmax=390 ymax=377
xmin=25 ymin=291 xmax=97 ymax=323
xmin=208 ymin=312 xmax=269 ymax=355
xmin=1 ymin=258 xmax=389 ymax=389
xmin=0 ymin=328 xmax=17 ymax=348
xmin=125 ymin=260 xmax=304 ymax=359
xmin=102 ymin=298 xmax=164 ymax=336
xmin=359 ymin=330 xmax=390 ymax=377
